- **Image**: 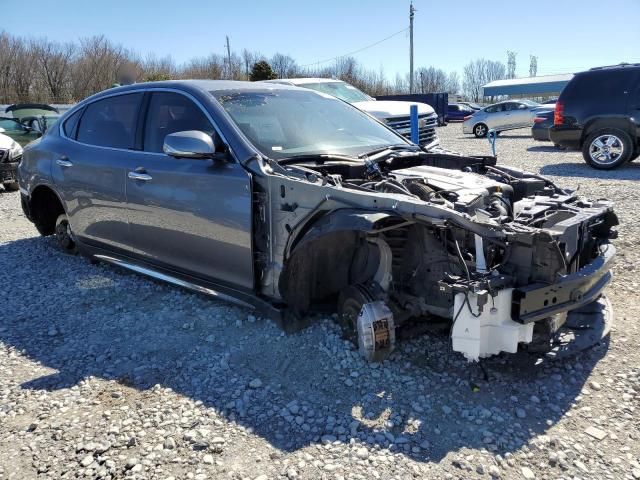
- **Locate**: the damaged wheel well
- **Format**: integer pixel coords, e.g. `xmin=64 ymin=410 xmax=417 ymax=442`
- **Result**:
xmin=279 ymin=210 xmax=404 ymax=314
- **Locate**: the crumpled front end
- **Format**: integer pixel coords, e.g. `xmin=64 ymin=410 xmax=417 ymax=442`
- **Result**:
xmin=260 ymin=151 xmax=617 ymax=362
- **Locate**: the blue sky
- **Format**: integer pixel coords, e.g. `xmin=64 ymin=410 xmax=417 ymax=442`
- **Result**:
xmin=4 ymin=0 xmax=640 ymax=79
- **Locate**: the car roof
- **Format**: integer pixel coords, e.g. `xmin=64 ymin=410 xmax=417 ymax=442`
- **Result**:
xmin=264 ymin=77 xmax=343 ymax=85
xmin=100 ymin=79 xmax=304 ymax=95
xmin=587 ymin=63 xmax=640 ymax=72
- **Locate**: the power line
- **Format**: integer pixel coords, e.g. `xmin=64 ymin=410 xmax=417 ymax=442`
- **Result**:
xmin=300 ymin=27 xmax=409 ymax=67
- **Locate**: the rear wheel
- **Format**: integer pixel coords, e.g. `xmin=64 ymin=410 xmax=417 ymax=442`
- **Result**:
xmin=3 ymin=181 xmax=19 ymax=191
xmin=582 ymin=128 xmax=633 ymax=169
xmin=54 ymin=213 xmax=78 ymax=254
xmin=473 ymin=123 xmax=488 ymax=138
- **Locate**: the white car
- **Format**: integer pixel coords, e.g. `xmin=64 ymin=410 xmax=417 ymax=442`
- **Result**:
xmin=0 ymin=128 xmax=23 ymax=191
xmin=462 ymin=100 xmax=553 ymax=138
xmin=263 ymin=78 xmax=439 ymax=148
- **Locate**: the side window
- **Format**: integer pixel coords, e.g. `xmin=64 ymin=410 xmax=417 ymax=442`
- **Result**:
xmin=503 ymin=102 xmax=517 ymax=111
xmin=77 ymin=93 xmax=143 ymax=149
xmin=63 ymin=108 xmax=83 ymax=139
xmin=485 ymin=105 xmax=498 ymax=113
xmin=143 ymin=92 xmax=214 ymax=153
xmin=0 ymin=118 xmax=22 ymax=132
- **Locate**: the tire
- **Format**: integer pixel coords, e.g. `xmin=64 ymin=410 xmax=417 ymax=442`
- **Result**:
xmin=3 ymin=181 xmax=19 ymax=192
xmin=54 ymin=213 xmax=78 ymax=254
xmin=473 ymin=123 xmax=488 ymax=138
xmin=582 ymin=128 xmax=633 ymax=170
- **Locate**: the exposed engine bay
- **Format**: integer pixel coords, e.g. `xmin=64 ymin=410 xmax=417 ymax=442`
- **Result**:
xmin=256 ymin=149 xmax=617 ymax=362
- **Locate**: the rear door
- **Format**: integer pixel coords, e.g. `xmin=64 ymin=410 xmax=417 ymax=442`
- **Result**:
xmin=511 ymin=102 xmax=535 ymax=127
xmin=125 ymin=90 xmax=254 ymax=289
xmin=500 ymin=102 xmax=521 ymax=129
xmin=52 ymin=92 xmax=144 ymax=251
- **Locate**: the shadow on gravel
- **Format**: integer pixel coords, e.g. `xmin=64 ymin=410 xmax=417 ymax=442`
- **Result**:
xmin=540 ymin=162 xmax=640 ymax=180
xmin=0 ymin=236 xmax=610 ymax=463
xmin=526 ymin=145 xmax=564 ymax=153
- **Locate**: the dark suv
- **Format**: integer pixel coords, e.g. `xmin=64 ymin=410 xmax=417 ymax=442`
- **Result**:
xmin=550 ymin=63 xmax=640 ymax=169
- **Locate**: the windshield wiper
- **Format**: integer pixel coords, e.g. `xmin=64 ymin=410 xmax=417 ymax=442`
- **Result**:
xmin=277 ymin=153 xmax=362 ymax=166
xmin=357 ymin=143 xmax=420 ymax=159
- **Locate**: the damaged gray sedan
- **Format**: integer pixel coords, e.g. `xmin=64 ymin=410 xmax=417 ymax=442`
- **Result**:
xmin=18 ymin=80 xmax=617 ymax=362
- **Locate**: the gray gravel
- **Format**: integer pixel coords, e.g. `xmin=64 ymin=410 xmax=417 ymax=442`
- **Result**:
xmin=1 ymin=125 xmax=639 ymax=479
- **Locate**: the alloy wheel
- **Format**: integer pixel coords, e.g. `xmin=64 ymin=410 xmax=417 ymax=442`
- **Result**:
xmin=474 ymin=124 xmax=487 ymax=137
xmin=589 ymin=134 xmax=624 ymax=166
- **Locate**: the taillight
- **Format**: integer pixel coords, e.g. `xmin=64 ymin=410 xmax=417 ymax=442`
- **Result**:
xmin=554 ymin=101 xmax=564 ymax=125
xmin=463 ymin=115 xmax=472 ymax=121
xmin=533 ymin=117 xmax=546 ymax=124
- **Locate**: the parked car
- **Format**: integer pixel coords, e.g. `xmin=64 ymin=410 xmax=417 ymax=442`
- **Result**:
xmin=5 ymin=103 xmax=61 ymax=139
xmin=0 ymin=117 xmax=42 ymax=146
xmin=463 ymin=100 xmax=548 ymax=137
xmin=457 ymin=101 xmax=482 ymax=111
xmin=264 ymin=78 xmax=439 ymax=147
xmin=0 ymin=129 xmax=23 ymax=191
xmin=531 ymin=109 xmax=555 ymax=142
xmin=18 ymin=80 xmax=617 ymax=362
xmin=446 ymin=103 xmax=474 ymax=121
xmin=550 ymin=63 xmax=640 ymax=169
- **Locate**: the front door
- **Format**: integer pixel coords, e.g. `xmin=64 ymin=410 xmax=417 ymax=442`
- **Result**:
xmin=52 ymin=92 xmax=144 ymax=251
xmin=125 ymin=90 xmax=254 ymax=290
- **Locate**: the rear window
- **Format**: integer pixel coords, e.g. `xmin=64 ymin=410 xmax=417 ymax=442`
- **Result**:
xmin=63 ymin=109 xmax=83 ymax=138
xmin=77 ymin=93 xmax=143 ymax=149
xmin=564 ymin=69 xmax=635 ymax=100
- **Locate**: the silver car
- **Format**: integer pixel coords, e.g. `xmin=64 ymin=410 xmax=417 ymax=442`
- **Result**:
xmin=463 ymin=100 xmax=544 ymax=137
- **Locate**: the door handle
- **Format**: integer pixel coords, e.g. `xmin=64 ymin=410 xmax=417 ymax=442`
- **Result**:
xmin=128 ymin=170 xmax=152 ymax=181
xmin=56 ymin=158 xmax=73 ymax=168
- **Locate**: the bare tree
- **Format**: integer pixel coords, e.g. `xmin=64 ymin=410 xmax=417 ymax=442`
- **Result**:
xmin=71 ymin=35 xmax=132 ymax=99
xmin=415 ymin=66 xmax=447 ymax=93
xmin=270 ymin=53 xmax=298 ymax=79
xmin=32 ymin=38 xmax=76 ymax=102
xmin=446 ymin=71 xmax=460 ymax=94
xmin=180 ymin=53 xmax=225 ymax=80
xmin=141 ymin=53 xmax=176 ymax=81
xmin=463 ymin=58 xmax=506 ymax=102
xmin=0 ymin=32 xmax=22 ymax=103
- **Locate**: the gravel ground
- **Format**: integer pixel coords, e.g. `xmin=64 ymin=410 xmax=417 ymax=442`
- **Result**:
xmin=1 ymin=125 xmax=639 ymax=480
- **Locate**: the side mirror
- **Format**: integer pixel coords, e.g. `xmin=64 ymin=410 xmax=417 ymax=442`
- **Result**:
xmin=163 ymin=130 xmax=220 ymax=160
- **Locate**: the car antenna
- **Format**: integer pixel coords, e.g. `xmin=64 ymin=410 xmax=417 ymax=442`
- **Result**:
xmin=487 ymin=129 xmax=498 ymax=158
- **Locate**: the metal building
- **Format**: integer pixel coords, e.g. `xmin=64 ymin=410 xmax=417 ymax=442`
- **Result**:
xmin=482 ymin=73 xmax=574 ymax=99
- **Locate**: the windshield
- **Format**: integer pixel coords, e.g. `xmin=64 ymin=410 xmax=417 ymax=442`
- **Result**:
xmin=212 ymin=88 xmax=405 ymax=161
xmin=300 ymin=81 xmax=372 ymax=103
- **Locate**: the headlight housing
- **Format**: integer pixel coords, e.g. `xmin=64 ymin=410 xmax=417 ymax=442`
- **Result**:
xmin=9 ymin=141 xmax=23 ymax=160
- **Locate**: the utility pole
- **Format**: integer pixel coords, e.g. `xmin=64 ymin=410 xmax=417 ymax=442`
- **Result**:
xmin=409 ymin=2 xmax=415 ymax=94
xmin=225 ymin=36 xmax=232 ymax=79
